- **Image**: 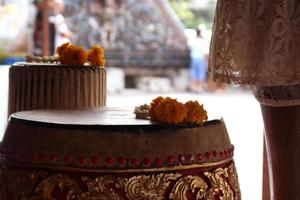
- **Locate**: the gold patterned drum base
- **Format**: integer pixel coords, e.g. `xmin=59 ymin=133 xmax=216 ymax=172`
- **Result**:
xmin=0 ymin=160 xmax=241 ymax=200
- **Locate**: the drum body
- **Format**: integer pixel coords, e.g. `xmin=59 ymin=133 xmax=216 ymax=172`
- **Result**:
xmin=0 ymin=108 xmax=241 ymax=199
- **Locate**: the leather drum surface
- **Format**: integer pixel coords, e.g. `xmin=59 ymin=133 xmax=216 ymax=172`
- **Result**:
xmin=0 ymin=107 xmax=241 ymax=199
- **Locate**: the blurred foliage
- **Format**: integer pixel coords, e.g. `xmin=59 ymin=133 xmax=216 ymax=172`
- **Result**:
xmin=168 ymin=0 xmax=210 ymax=29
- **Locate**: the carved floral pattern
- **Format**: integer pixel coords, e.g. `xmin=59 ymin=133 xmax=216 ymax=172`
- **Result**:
xmin=170 ymin=175 xmax=208 ymax=200
xmin=79 ymin=176 xmax=122 ymax=200
xmin=0 ymin=163 xmax=241 ymax=200
xmin=117 ymin=173 xmax=182 ymax=200
xmin=170 ymin=164 xmax=240 ymax=200
xmin=0 ymin=166 xmax=48 ymax=199
xmin=33 ymin=174 xmax=82 ymax=199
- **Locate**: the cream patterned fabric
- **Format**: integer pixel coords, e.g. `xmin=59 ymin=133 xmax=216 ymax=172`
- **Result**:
xmin=208 ymin=0 xmax=300 ymax=86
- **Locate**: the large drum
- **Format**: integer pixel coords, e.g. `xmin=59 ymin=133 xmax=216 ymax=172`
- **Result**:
xmin=0 ymin=108 xmax=241 ymax=199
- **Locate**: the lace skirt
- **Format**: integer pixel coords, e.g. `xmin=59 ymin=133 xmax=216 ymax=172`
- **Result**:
xmin=208 ymin=0 xmax=300 ymax=87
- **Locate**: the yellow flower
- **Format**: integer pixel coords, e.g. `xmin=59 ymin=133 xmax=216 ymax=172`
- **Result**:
xmin=56 ymin=42 xmax=70 ymax=57
xmin=88 ymin=45 xmax=106 ymax=66
xmin=59 ymin=44 xmax=88 ymax=65
xmin=184 ymin=100 xmax=208 ymax=125
xmin=151 ymin=97 xmax=187 ymax=124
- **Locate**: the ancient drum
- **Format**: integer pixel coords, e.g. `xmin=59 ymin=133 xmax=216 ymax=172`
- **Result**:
xmin=0 ymin=108 xmax=241 ymax=199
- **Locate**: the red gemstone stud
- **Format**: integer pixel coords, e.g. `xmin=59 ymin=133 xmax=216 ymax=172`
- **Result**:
xmin=212 ymin=151 xmax=218 ymax=158
xmin=167 ymin=155 xmax=176 ymax=165
xmin=224 ymin=149 xmax=229 ymax=157
xmin=78 ymin=156 xmax=86 ymax=165
xmin=186 ymin=154 xmax=194 ymax=163
xmin=178 ymin=154 xmax=185 ymax=164
xmin=219 ymin=151 xmax=224 ymax=157
xmin=143 ymin=157 xmax=152 ymax=167
xmin=205 ymin=152 xmax=211 ymax=159
xmin=63 ymin=155 xmax=72 ymax=163
xmin=117 ymin=157 xmax=127 ymax=166
xmin=91 ymin=156 xmax=100 ymax=164
xmin=130 ymin=158 xmax=140 ymax=166
xmin=197 ymin=153 xmax=203 ymax=162
xmin=38 ymin=153 xmax=46 ymax=161
xmin=106 ymin=156 xmax=115 ymax=165
xmin=50 ymin=153 xmax=57 ymax=162
xmin=155 ymin=158 xmax=163 ymax=166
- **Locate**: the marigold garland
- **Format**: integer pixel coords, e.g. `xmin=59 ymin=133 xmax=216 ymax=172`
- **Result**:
xmin=88 ymin=45 xmax=106 ymax=66
xmin=149 ymin=96 xmax=164 ymax=122
xmin=148 ymin=97 xmax=208 ymax=125
xmin=56 ymin=42 xmax=70 ymax=57
xmin=184 ymin=100 xmax=208 ymax=125
xmin=151 ymin=97 xmax=188 ymax=124
xmin=56 ymin=43 xmax=106 ymax=66
xmin=59 ymin=44 xmax=88 ymax=65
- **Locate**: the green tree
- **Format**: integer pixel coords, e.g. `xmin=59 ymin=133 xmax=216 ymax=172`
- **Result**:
xmin=168 ymin=0 xmax=201 ymax=29
xmin=169 ymin=0 xmax=217 ymax=29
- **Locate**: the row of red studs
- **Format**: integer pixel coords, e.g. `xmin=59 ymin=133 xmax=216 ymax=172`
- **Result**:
xmin=0 ymin=146 xmax=234 ymax=167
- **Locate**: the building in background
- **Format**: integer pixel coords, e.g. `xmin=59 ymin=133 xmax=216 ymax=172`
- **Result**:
xmin=63 ymin=0 xmax=190 ymax=88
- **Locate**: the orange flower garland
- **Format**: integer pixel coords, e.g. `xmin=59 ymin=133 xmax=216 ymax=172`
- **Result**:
xmin=148 ymin=97 xmax=208 ymax=125
xmin=150 ymin=97 xmax=187 ymax=124
xmin=56 ymin=42 xmax=70 ymax=57
xmin=149 ymin=96 xmax=164 ymax=122
xmin=56 ymin=43 xmax=106 ymax=66
xmin=59 ymin=44 xmax=87 ymax=65
xmin=88 ymin=45 xmax=106 ymax=66
xmin=184 ymin=100 xmax=208 ymax=125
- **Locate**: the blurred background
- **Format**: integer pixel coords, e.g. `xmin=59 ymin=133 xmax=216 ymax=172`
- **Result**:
xmin=0 ymin=0 xmax=263 ymax=199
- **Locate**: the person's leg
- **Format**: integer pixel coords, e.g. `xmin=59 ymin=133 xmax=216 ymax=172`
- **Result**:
xmin=190 ymin=58 xmax=200 ymax=92
xmin=196 ymin=58 xmax=207 ymax=90
xmin=261 ymin=104 xmax=300 ymax=199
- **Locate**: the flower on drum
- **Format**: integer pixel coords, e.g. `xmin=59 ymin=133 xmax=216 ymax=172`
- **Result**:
xmin=56 ymin=42 xmax=70 ymax=57
xmin=59 ymin=44 xmax=88 ymax=65
xmin=88 ymin=45 xmax=106 ymax=66
xmin=184 ymin=101 xmax=208 ymax=125
xmin=149 ymin=96 xmax=164 ymax=121
xmin=151 ymin=97 xmax=187 ymax=124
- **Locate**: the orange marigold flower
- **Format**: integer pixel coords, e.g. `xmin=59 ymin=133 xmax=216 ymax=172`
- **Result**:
xmin=56 ymin=42 xmax=70 ymax=57
xmin=153 ymin=97 xmax=187 ymax=124
xmin=149 ymin=96 xmax=164 ymax=121
xmin=184 ymin=100 xmax=208 ymax=125
xmin=88 ymin=45 xmax=106 ymax=66
xmin=60 ymin=44 xmax=88 ymax=65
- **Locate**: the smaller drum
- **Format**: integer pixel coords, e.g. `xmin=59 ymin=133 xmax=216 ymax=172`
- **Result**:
xmin=8 ymin=63 xmax=106 ymax=116
xmin=0 ymin=108 xmax=241 ymax=199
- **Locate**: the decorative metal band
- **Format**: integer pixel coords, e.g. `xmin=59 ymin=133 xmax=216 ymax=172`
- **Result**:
xmin=0 ymin=145 xmax=235 ymax=169
xmin=0 ymin=161 xmax=241 ymax=200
